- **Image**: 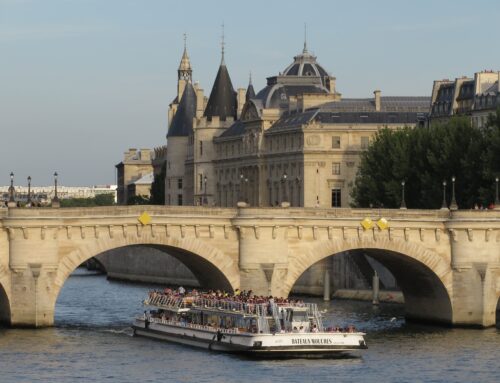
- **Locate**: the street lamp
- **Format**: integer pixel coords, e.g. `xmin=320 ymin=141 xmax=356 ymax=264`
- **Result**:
xmin=244 ymin=177 xmax=249 ymax=203
xmin=400 ymin=180 xmax=407 ymax=209
xmin=9 ymin=172 xmax=15 ymax=203
xmin=238 ymin=172 xmax=244 ymax=202
xmin=495 ymin=177 xmax=499 ymax=210
xmin=52 ymin=172 xmax=60 ymax=207
xmin=281 ymin=172 xmax=288 ymax=204
xmin=203 ymin=176 xmax=208 ymax=205
xmin=441 ymin=180 xmax=448 ymax=210
xmin=27 ymin=176 xmax=32 ymax=206
xmin=450 ymin=176 xmax=458 ymax=210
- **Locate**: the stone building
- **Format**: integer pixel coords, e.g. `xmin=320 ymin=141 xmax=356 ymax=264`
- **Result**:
xmin=115 ymin=148 xmax=153 ymax=204
xmin=430 ymin=70 xmax=500 ymax=127
xmin=165 ymin=40 xmax=429 ymax=208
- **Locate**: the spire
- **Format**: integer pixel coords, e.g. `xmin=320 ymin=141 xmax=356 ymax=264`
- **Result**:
xmin=178 ymin=33 xmax=192 ymax=81
xmin=220 ymin=22 xmax=225 ymax=65
xmin=303 ymin=23 xmax=308 ymax=54
xmin=168 ymin=82 xmax=196 ymax=138
xmin=246 ymin=71 xmax=255 ymax=101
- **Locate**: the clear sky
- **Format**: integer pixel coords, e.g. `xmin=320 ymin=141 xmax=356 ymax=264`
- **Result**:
xmin=1 ymin=0 xmax=499 ymax=186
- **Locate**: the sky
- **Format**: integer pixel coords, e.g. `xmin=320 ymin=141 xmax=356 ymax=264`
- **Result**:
xmin=1 ymin=0 xmax=499 ymax=186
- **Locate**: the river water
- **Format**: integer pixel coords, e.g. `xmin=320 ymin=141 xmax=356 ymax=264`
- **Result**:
xmin=0 ymin=269 xmax=499 ymax=383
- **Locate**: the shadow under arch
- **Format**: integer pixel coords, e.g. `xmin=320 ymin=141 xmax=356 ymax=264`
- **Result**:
xmin=285 ymin=239 xmax=454 ymax=325
xmin=0 ymin=281 xmax=10 ymax=326
xmin=50 ymin=235 xmax=240 ymax=322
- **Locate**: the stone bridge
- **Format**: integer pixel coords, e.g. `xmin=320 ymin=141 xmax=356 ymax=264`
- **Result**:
xmin=0 ymin=206 xmax=499 ymax=328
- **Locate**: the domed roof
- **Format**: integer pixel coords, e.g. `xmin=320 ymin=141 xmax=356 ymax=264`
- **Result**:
xmin=282 ymin=45 xmax=330 ymax=87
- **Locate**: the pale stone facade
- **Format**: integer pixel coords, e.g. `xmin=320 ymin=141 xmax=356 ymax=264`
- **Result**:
xmin=430 ymin=70 xmax=500 ymax=127
xmin=164 ymin=42 xmax=429 ymax=208
xmin=116 ymin=149 xmax=153 ymax=204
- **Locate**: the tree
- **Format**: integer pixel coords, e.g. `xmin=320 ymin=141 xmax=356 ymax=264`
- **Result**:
xmin=127 ymin=195 xmax=150 ymax=205
xmin=60 ymin=193 xmax=115 ymax=207
xmin=351 ymin=117 xmax=492 ymax=209
xmin=150 ymin=162 xmax=166 ymax=205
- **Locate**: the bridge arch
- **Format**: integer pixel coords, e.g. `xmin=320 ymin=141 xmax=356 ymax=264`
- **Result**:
xmin=0 ymin=275 xmax=11 ymax=326
xmin=51 ymin=235 xmax=240 ymax=318
xmin=286 ymin=238 xmax=454 ymax=325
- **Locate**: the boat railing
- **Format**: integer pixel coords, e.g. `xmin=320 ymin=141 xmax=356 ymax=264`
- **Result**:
xmin=146 ymin=316 xmax=240 ymax=334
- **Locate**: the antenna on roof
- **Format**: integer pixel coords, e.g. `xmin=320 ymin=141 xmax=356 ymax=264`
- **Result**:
xmin=221 ymin=22 xmax=225 ymax=65
xmin=303 ymin=23 xmax=308 ymax=53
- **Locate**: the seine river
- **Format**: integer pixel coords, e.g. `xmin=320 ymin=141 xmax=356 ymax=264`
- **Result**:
xmin=1 ymin=269 xmax=499 ymax=383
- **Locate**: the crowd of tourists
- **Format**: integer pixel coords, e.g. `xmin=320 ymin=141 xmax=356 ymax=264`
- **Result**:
xmin=147 ymin=287 xmax=306 ymax=307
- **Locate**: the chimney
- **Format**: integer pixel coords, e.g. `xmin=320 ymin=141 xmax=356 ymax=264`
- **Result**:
xmin=237 ymin=88 xmax=246 ymax=119
xmin=374 ymin=90 xmax=381 ymax=112
xmin=325 ymin=76 xmax=336 ymax=94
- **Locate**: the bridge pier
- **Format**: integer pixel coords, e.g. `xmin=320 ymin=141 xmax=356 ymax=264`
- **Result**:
xmin=9 ymin=265 xmax=55 ymax=327
xmin=451 ymin=265 xmax=498 ymax=327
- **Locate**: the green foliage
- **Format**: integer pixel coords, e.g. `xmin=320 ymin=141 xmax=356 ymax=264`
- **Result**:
xmin=127 ymin=195 xmax=150 ymax=205
xmin=149 ymin=162 xmax=166 ymax=205
xmin=60 ymin=193 xmax=115 ymax=207
xmin=351 ymin=113 xmax=499 ymax=209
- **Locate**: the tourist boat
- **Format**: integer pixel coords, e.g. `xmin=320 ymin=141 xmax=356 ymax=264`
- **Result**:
xmin=132 ymin=290 xmax=367 ymax=357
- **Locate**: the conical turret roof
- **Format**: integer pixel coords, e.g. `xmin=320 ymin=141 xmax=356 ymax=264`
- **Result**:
xmin=203 ymin=63 xmax=237 ymax=121
xmin=246 ymin=75 xmax=255 ymax=101
xmin=167 ymin=82 xmax=196 ymax=138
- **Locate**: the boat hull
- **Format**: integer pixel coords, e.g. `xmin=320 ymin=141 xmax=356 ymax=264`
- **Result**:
xmin=132 ymin=319 xmax=367 ymax=357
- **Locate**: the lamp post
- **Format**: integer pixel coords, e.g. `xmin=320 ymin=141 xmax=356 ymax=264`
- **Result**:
xmin=52 ymin=172 xmax=60 ymax=208
xmin=203 ymin=176 xmax=208 ymax=205
xmin=9 ymin=172 xmax=15 ymax=202
xmin=450 ymin=176 xmax=458 ymax=210
xmin=281 ymin=172 xmax=288 ymax=204
xmin=400 ymin=180 xmax=407 ymax=209
xmin=244 ymin=177 xmax=249 ymax=203
xmin=495 ymin=177 xmax=499 ymax=210
xmin=27 ymin=176 xmax=32 ymax=207
xmin=441 ymin=180 xmax=448 ymax=210
xmin=238 ymin=172 xmax=244 ymax=202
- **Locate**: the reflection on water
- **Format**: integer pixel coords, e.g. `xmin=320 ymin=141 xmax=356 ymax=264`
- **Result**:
xmin=0 ymin=269 xmax=499 ymax=383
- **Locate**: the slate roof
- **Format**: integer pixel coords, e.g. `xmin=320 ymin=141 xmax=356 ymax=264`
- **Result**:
xmin=246 ymin=83 xmax=256 ymax=101
xmin=204 ymin=64 xmax=237 ymax=121
xmin=254 ymin=84 xmax=327 ymax=109
xmin=217 ymin=120 xmax=246 ymax=139
xmin=167 ymin=82 xmax=196 ymax=138
xmin=320 ymin=97 xmax=430 ymax=113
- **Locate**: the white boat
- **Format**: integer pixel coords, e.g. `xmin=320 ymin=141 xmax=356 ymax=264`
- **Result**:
xmin=132 ymin=291 xmax=368 ymax=357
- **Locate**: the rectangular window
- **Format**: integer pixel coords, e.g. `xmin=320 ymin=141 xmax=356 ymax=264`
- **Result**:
xmin=332 ymin=162 xmax=341 ymax=175
xmin=199 ymin=141 xmax=203 ymax=156
xmin=361 ymin=136 xmax=370 ymax=149
xmin=177 ymin=178 xmax=183 ymax=189
xmin=332 ymin=136 xmax=341 ymax=149
xmin=331 ymin=189 xmax=341 ymax=207
xmin=177 ymin=194 xmax=183 ymax=206
xmin=199 ymin=174 xmax=203 ymax=191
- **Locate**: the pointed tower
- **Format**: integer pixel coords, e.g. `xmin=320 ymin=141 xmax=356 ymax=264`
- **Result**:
xmin=203 ymin=32 xmax=237 ymax=121
xmin=177 ymin=34 xmax=192 ymax=100
xmin=167 ymin=82 xmax=196 ymax=138
xmin=246 ymin=72 xmax=256 ymax=101
xmin=165 ymin=79 xmax=197 ymax=205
